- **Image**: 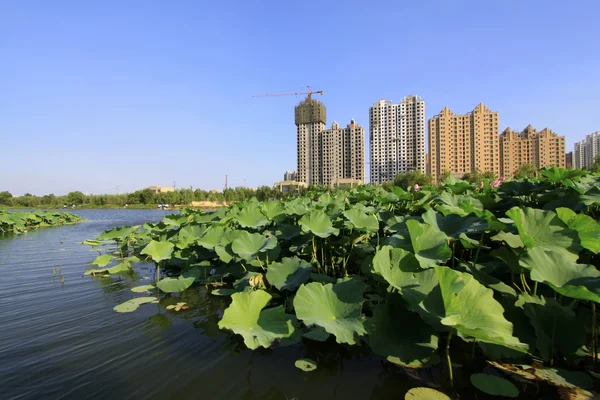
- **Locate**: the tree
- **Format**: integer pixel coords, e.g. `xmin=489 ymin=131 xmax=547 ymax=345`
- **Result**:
xmin=0 ymin=191 xmax=13 ymax=205
xmin=393 ymin=171 xmax=432 ymax=189
xmin=462 ymin=169 xmax=496 ymax=183
xmin=67 ymin=191 xmax=85 ymax=205
xmin=514 ymin=164 xmax=536 ymax=179
xmin=591 ymin=155 xmax=600 ymax=173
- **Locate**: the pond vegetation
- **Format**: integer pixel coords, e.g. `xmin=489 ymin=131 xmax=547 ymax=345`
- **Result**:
xmin=84 ymin=166 xmax=600 ymax=398
xmin=0 ymin=210 xmax=82 ymax=233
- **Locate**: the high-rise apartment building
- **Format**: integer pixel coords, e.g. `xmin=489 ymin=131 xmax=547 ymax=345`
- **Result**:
xmin=574 ymin=131 xmax=600 ymax=169
xmin=500 ymin=125 xmax=565 ymax=177
xmin=295 ymin=97 xmax=364 ymax=186
xmin=566 ymin=152 xmax=573 ymax=169
xmin=283 ymin=170 xmax=297 ymax=181
xmin=428 ymin=103 xmax=500 ymax=183
xmin=369 ymin=96 xmax=426 ymax=184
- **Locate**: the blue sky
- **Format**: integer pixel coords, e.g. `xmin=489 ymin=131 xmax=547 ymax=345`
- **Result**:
xmin=1 ymin=0 xmax=599 ymax=196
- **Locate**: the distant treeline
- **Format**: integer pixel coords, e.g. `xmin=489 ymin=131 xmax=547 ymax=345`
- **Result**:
xmin=0 ymin=187 xmax=292 ymax=208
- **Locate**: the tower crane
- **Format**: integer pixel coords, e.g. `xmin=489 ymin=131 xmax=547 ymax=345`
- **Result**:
xmin=252 ymin=85 xmax=324 ymax=99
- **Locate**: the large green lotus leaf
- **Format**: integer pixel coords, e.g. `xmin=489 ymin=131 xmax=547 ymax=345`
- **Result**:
xmin=470 ymin=373 xmax=518 ymax=398
xmin=285 ymin=199 xmax=309 ymax=216
xmin=369 ymin=293 xmax=439 ymax=368
xmin=581 ymin=186 xmax=600 ymax=206
xmin=275 ymin=223 xmax=301 ymax=241
xmin=556 ymin=207 xmax=600 ymax=253
xmin=294 ymin=281 xmax=367 ymax=344
xmin=303 ymin=326 xmax=330 ymax=341
xmin=231 ymin=231 xmax=277 ymax=261
xmin=176 ymin=225 xmax=205 ymax=249
xmin=163 ymin=214 xmax=188 ymax=226
xmin=298 ymin=210 xmax=339 ymax=238
xmin=437 ymin=191 xmax=470 ymax=216
xmin=114 ymin=296 xmax=158 ymax=313
xmin=262 ymin=201 xmax=286 ymax=220
xmin=406 ymin=220 xmax=452 ymax=269
xmin=343 ymin=208 xmax=379 ymax=232
xmin=533 ymin=368 xmax=594 ymax=389
xmin=539 ymin=166 xmax=588 ymax=183
xmin=213 ymin=229 xmax=245 ymax=263
xmin=131 ymin=284 xmax=155 ymax=293
xmin=97 ymin=225 xmax=140 ymax=241
xmin=371 ymin=245 xmax=422 ymax=291
xmin=157 ymin=275 xmax=195 ymax=293
xmin=383 ymin=215 xmax=419 ymax=235
xmin=515 ymin=293 xmax=587 ymax=361
xmin=422 ymin=209 xmax=487 ymax=239
xmin=237 ymin=204 xmax=270 ymax=229
xmin=490 ymin=231 xmax=524 ymax=248
xmin=196 ymin=226 xmax=226 ymax=250
xmin=141 ymin=240 xmax=174 ymax=263
xmin=505 ymin=207 xmax=580 ymax=256
xmin=217 ymin=290 xmax=295 ymax=349
xmin=92 ymin=254 xmax=113 ymax=267
xmin=519 ymin=247 xmax=600 ymax=303
xmin=428 ymin=266 xmax=526 ymax=350
xmin=265 ymin=257 xmax=312 ymax=291
xmin=106 ymin=261 xmax=133 ymax=275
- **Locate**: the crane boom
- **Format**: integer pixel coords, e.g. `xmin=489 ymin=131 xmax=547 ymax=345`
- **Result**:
xmin=252 ymin=85 xmax=324 ymax=99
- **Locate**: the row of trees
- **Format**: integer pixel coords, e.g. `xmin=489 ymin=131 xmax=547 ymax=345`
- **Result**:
xmin=2 ymin=158 xmax=598 ymax=208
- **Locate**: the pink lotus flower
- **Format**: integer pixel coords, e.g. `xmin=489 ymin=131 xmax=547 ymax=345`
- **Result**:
xmin=480 ymin=181 xmax=484 ymax=189
xmin=413 ymin=184 xmax=421 ymax=192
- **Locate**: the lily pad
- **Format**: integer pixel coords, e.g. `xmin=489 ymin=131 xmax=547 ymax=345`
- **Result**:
xmin=157 ymin=275 xmax=195 ymax=293
xmin=114 ymin=296 xmax=158 ymax=313
xmin=294 ymin=358 xmax=317 ymax=372
xmin=166 ymin=302 xmax=189 ymax=311
xmin=404 ymin=387 xmax=450 ymax=400
xmin=92 ymin=254 xmax=113 ymax=267
xmin=131 ymin=284 xmax=155 ymax=293
xmin=534 ymin=368 xmax=594 ymax=389
xmin=470 ymin=373 xmax=519 ymax=397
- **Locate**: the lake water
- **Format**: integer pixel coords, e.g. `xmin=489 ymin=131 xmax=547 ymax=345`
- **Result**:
xmin=0 ymin=209 xmax=420 ymax=400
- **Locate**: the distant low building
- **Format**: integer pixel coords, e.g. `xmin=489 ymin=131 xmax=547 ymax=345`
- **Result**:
xmin=273 ymin=180 xmax=307 ymax=194
xmin=147 ymin=186 xmax=175 ymax=193
xmin=331 ymin=178 xmax=362 ymax=189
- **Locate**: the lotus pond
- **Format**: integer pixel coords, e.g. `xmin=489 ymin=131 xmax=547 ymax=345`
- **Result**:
xmin=0 ymin=210 xmax=82 ymax=233
xmin=82 ymin=168 xmax=600 ymax=399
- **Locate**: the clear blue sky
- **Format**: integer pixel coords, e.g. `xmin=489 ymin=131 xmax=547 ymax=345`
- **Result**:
xmin=1 ymin=0 xmax=599 ymax=196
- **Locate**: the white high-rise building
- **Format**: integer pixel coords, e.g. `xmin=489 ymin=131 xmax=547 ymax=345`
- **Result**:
xmin=369 ymin=95 xmax=426 ymax=184
xmin=574 ymin=131 xmax=600 ymax=169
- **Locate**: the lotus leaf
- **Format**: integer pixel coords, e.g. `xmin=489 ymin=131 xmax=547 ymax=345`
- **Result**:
xmin=131 ymin=284 xmax=155 ymax=293
xmin=404 ymin=387 xmax=450 ymax=400
xmin=515 ymin=293 xmax=587 ymax=361
xmin=196 ymin=226 xmax=226 ymax=250
xmin=176 ymin=225 xmax=205 ymax=248
xmin=470 ymin=373 xmax=518 ymax=397
xmin=217 ymin=290 xmax=295 ymax=349
xmin=294 ymin=281 xmax=366 ymax=344
xmin=298 ymin=210 xmax=339 ymax=238
xmin=405 ymin=220 xmax=452 ymax=269
xmin=92 ymin=254 xmax=113 ymax=267
xmin=82 ymin=239 xmax=102 ymax=246
xmin=371 ymin=245 xmax=421 ymax=291
xmin=231 ymin=231 xmax=277 ymax=261
xmin=97 ymin=225 xmax=140 ymax=241
xmin=556 ymin=207 xmax=600 ymax=253
xmin=294 ymin=358 xmax=317 ymax=372
xmin=114 ymin=296 xmax=158 ymax=313
xmin=422 ymin=209 xmax=487 ymax=238
xmin=157 ymin=275 xmax=195 ymax=293
xmin=303 ymin=327 xmax=330 ymax=342
xmin=534 ymin=368 xmax=594 ymax=389
xmin=506 ymin=207 xmax=580 ymax=256
xmin=369 ymin=293 xmax=439 ymax=368
xmin=237 ymin=204 xmax=270 ymax=229
xmin=343 ymin=208 xmax=379 ymax=232
xmin=141 ymin=240 xmax=174 ymax=263
xmin=266 ymin=257 xmax=312 ymax=291
xmin=261 ymin=200 xmax=286 ymax=220
xmin=519 ymin=247 xmax=600 ymax=303
xmin=166 ymin=302 xmax=189 ymax=311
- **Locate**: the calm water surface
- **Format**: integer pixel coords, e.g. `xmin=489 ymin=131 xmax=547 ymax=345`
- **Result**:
xmin=0 ymin=209 xmax=423 ymax=400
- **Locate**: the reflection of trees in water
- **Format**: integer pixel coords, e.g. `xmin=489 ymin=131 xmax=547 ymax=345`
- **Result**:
xmin=143 ymin=313 xmax=172 ymax=334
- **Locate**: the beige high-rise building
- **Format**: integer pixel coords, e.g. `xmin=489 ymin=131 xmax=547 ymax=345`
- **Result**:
xmin=574 ymin=131 xmax=600 ymax=169
xmin=369 ymin=96 xmax=426 ymax=184
xmin=295 ymin=97 xmax=364 ymax=186
xmin=428 ymin=103 xmax=500 ymax=183
xmin=500 ymin=125 xmax=566 ymax=177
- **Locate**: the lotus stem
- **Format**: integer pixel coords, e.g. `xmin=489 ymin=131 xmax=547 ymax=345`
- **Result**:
xmin=256 ymin=256 xmax=265 ymax=271
xmin=593 ymin=302 xmax=597 ymax=365
xmin=472 ymin=231 xmax=485 ymax=268
xmin=533 ymin=281 xmax=538 ymax=296
xmin=550 ymin=301 xmax=558 ymax=366
xmin=446 ymin=331 xmax=454 ymax=388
